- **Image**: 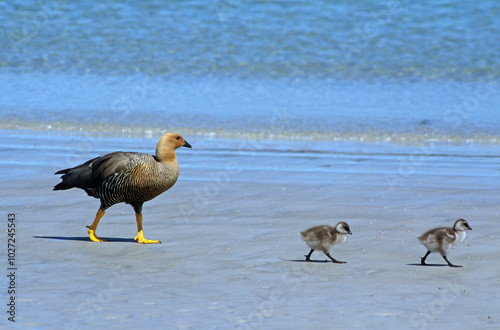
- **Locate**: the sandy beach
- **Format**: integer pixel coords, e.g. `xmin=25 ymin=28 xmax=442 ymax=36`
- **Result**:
xmin=1 ymin=130 xmax=499 ymax=329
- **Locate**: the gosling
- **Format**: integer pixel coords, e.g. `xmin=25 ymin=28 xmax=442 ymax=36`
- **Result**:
xmin=418 ymin=219 xmax=472 ymax=267
xmin=301 ymin=222 xmax=352 ymax=263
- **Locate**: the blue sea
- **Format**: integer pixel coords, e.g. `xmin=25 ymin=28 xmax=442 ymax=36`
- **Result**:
xmin=1 ymin=0 xmax=499 ymax=151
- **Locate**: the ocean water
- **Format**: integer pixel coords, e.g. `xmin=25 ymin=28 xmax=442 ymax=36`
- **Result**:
xmin=1 ymin=0 xmax=500 ymax=149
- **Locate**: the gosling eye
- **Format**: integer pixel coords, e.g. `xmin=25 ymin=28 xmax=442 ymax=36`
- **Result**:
xmin=176 ymin=136 xmax=180 ymax=140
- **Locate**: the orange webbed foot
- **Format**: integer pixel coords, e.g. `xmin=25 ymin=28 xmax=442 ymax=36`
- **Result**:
xmin=134 ymin=230 xmax=161 ymax=244
xmin=86 ymin=226 xmax=108 ymax=242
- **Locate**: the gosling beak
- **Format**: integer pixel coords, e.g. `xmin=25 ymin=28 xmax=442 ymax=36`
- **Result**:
xmin=183 ymin=141 xmax=192 ymax=148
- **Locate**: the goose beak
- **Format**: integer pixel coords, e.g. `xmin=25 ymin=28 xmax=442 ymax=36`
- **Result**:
xmin=183 ymin=141 xmax=192 ymax=148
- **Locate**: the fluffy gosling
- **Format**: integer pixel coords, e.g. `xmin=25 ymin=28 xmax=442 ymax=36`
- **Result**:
xmin=418 ymin=219 xmax=472 ymax=267
xmin=301 ymin=222 xmax=352 ymax=263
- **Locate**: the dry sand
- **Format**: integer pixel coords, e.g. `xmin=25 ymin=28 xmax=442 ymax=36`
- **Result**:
xmin=1 ymin=130 xmax=499 ymax=329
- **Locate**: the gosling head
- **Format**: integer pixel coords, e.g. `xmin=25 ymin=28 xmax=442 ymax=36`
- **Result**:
xmin=454 ymin=219 xmax=472 ymax=232
xmin=336 ymin=222 xmax=352 ymax=235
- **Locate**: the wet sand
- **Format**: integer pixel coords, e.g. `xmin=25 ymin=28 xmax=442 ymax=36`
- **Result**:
xmin=1 ymin=130 xmax=499 ymax=328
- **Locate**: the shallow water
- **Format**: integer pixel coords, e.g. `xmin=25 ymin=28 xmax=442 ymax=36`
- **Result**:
xmin=1 ymin=75 xmax=499 ymax=146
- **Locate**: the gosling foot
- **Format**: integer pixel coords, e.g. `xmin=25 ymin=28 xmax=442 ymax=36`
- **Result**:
xmin=326 ymin=252 xmax=346 ymax=264
xmin=443 ymin=255 xmax=462 ymax=268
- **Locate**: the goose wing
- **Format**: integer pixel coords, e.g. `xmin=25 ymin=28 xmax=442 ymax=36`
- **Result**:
xmin=54 ymin=152 xmax=147 ymax=190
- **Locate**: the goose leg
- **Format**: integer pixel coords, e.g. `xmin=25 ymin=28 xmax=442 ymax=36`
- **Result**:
xmin=132 ymin=203 xmax=161 ymax=244
xmin=86 ymin=208 xmax=108 ymax=242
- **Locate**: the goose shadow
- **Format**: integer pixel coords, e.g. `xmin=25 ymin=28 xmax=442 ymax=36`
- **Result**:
xmin=33 ymin=236 xmax=137 ymax=243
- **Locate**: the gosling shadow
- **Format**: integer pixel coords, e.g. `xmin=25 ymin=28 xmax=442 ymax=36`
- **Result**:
xmin=286 ymin=258 xmax=331 ymax=263
xmin=407 ymin=263 xmax=449 ymax=267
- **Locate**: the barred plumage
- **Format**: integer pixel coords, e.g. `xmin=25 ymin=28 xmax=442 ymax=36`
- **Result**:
xmin=87 ymin=155 xmax=179 ymax=208
xmin=54 ymin=133 xmax=191 ymax=243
